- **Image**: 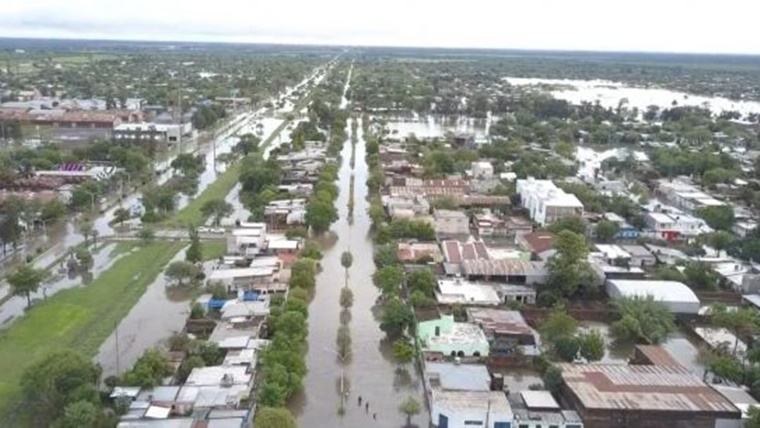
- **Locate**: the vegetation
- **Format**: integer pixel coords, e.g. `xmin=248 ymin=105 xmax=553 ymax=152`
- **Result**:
xmin=7 ymin=264 xmax=45 ymax=307
xmin=398 ymin=396 xmax=422 ymax=426
xmin=200 ymin=198 xmax=234 ymax=226
xmin=254 ymin=407 xmax=298 ymax=428
xmin=0 ymin=242 xmax=183 ymax=419
xmin=546 ymin=230 xmax=598 ymax=298
xmin=611 ymin=296 xmax=676 ymax=344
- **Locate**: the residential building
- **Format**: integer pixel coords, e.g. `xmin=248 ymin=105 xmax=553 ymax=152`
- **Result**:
xmin=113 ymin=122 xmax=189 ymax=147
xmin=423 ymin=362 xmax=513 ymax=428
xmin=512 ymin=390 xmax=584 ymax=428
xmin=417 ymin=315 xmax=490 ymax=357
xmin=436 ymin=278 xmax=502 ymax=306
xmin=516 ymin=178 xmax=584 ymax=226
xmin=644 ymin=244 xmax=689 ymax=265
xmin=656 ymin=178 xmax=726 ymax=213
xmin=733 ymin=220 xmax=758 ymax=238
xmin=397 ymin=241 xmax=444 ymax=263
xmin=601 ymin=212 xmax=639 ymax=240
xmin=471 ymin=161 xmax=494 ymax=179
xmin=472 ymin=210 xmax=509 ymax=237
xmin=558 ymin=361 xmax=740 ymax=428
xmin=619 ymin=245 xmax=657 ymax=268
xmin=644 ymin=212 xmax=711 ymax=240
xmin=434 ymin=209 xmax=470 ymax=236
xmin=605 ymin=279 xmax=700 ymax=314
xmin=468 ymin=308 xmax=539 ymax=356
xmin=516 ymin=232 xmax=556 ymax=261
xmin=383 ymin=195 xmax=431 ymax=219
xmin=493 ymin=284 xmax=537 ymax=305
xmin=442 ymin=240 xmax=490 ymax=276
xmin=461 ymin=259 xmax=548 ymax=285
xmin=226 ymin=223 xmax=266 ymax=256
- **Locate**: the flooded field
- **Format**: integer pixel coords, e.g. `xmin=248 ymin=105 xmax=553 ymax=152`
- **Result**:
xmin=383 ymin=114 xmax=492 ymax=139
xmin=505 ymin=76 xmax=760 ymax=118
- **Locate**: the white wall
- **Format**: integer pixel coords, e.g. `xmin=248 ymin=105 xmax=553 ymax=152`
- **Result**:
xmin=431 ymin=402 xmax=512 ymax=428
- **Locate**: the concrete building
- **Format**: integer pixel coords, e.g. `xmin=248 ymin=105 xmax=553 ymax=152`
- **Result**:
xmin=516 ymin=232 xmax=556 ymax=261
xmin=601 ymin=212 xmax=639 ymax=240
xmin=468 ymin=308 xmax=539 ymax=356
xmin=645 ymin=212 xmax=712 ymax=241
xmin=619 ymin=245 xmax=657 ymax=268
xmin=442 ymin=240 xmax=490 ymax=276
xmin=472 ymin=161 xmax=494 ymax=179
xmin=512 ymin=390 xmax=584 ymax=428
xmin=605 ymin=279 xmax=701 ymax=314
xmin=436 ymin=278 xmax=502 ymax=306
xmin=113 ymin=122 xmax=189 ymax=146
xmin=461 ymin=259 xmax=548 ymax=285
xmin=558 ymin=362 xmax=740 ymax=428
xmin=417 ymin=315 xmax=490 ymax=357
xmin=434 ymin=209 xmax=471 ymax=236
xmin=397 ymin=241 xmax=444 ymax=263
xmin=516 ymin=178 xmax=584 ymax=226
xmin=656 ymin=178 xmax=726 ymax=214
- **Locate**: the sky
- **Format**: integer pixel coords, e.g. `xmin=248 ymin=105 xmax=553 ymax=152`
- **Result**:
xmin=1 ymin=0 xmax=759 ymax=54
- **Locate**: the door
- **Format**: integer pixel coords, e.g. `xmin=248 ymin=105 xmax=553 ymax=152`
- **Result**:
xmin=438 ymin=414 xmax=449 ymax=428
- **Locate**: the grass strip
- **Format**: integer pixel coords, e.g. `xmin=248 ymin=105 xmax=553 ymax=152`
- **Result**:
xmin=0 ymin=241 xmax=185 ymax=415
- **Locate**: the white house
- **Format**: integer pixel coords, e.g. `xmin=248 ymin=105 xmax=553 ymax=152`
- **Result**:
xmin=516 ymin=178 xmax=584 ymax=226
xmin=605 ymin=279 xmax=700 ymax=314
xmin=471 ymin=161 xmax=494 ymax=179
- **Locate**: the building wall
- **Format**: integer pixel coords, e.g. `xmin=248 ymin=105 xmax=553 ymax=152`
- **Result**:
xmin=431 ymin=402 xmax=512 ymax=428
xmin=418 ymin=316 xmax=490 ymax=357
xmin=436 ymin=216 xmax=470 ymax=235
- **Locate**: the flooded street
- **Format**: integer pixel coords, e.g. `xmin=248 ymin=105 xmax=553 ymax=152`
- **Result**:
xmin=294 ymin=118 xmax=428 ymax=427
xmin=95 ymin=246 xmax=196 ymax=377
xmin=384 ymin=114 xmax=492 ymax=140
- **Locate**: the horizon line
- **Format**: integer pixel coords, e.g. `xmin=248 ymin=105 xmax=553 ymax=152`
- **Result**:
xmin=1 ymin=35 xmax=759 ymax=57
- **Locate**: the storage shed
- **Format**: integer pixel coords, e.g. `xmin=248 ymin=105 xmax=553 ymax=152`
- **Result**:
xmin=605 ymin=279 xmax=700 ymax=314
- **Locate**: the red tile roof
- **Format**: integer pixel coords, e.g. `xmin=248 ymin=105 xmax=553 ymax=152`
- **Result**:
xmin=519 ymin=232 xmax=556 ymax=254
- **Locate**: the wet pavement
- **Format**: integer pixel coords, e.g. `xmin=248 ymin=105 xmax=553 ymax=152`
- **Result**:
xmin=294 ymin=118 xmax=428 ymax=427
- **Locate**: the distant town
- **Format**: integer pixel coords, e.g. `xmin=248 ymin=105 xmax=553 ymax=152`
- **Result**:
xmin=1 ymin=39 xmax=760 ymax=428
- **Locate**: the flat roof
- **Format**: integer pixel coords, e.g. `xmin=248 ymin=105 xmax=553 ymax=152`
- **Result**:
xmin=433 ymin=390 xmax=512 ymax=415
xmin=595 ymin=244 xmax=631 ymax=260
xmin=559 ymin=363 xmax=740 ymax=414
xmin=437 ymin=279 xmax=501 ymax=305
xmin=520 ymin=390 xmax=560 ymax=410
xmin=185 ymin=366 xmax=251 ymax=387
xmin=208 ymin=267 xmax=273 ymax=281
xmin=425 ymin=362 xmax=491 ymax=391
xmin=607 ymin=279 xmax=700 ymax=304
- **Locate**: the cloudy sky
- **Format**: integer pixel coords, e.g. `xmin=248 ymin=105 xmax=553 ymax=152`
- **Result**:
xmin=1 ymin=0 xmax=759 ymax=54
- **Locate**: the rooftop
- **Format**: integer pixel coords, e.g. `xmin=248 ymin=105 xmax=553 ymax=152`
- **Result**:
xmin=468 ymin=308 xmax=535 ymax=337
xmin=432 ymin=390 xmax=512 ymax=416
xmin=559 ymin=363 xmax=740 ymax=414
xmin=424 ymin=362 xmax=491 ymax=391
xmin=437 ymin=278 xmax=501 ymax=305
xmin=185 ymin=366 xmax=251 ymax=387
xmin=442 ymin=240 xmax=490 ymax=264
xmin=519 ymin=232 xmax=556 ymax=254
xmin=461 ymin=259 xmax=547 ymax=277
xmin=520 ymin=390 xmax=560 ymax=410
xmin=607 ymin=279 xmax=700 ymax=304
xmin=595 ymin=244 xmax=632 ymax=260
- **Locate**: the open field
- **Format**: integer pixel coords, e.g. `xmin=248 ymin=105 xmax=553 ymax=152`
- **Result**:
xmin=0 ymin=241 xmax=184 ymax=416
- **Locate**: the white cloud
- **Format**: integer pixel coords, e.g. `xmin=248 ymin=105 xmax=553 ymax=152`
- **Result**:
xmin=1 ymin=0 xmax=759 ymax=53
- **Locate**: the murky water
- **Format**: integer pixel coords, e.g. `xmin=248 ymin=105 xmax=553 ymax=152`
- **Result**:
xmin=505 ymin=76 xmax=760 ymax=118
xmin=384 ymin=114 xmax=491 ymax=140
xmin=95 ymin=246 xmax=199 ymax=377
xmin=0 ymin=242 xmax=123 ymax=328
xmin=294 ymin=118 xmax=428 ymax=427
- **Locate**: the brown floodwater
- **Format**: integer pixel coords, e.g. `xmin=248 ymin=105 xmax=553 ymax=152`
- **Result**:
xmin=293 ymin=118 xmax=429 ymax=427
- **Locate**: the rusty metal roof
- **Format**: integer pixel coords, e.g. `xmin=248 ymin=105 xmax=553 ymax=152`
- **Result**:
xmin=468 ymin=308 xmax=534 ymax=337
xmin=442 ymin=240 xmax=490 ymax=264
xmin=462 ymin=259 xmax=547 ymax=277
xmin=559 ymin=363 xmax=740 ymax=414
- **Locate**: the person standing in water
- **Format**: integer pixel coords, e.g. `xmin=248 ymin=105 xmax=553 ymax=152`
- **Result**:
xmin=358 ymin=396 xmax=362 ymax=406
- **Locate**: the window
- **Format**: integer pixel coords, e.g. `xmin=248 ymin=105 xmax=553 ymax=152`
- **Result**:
xmin=464 ymin=422 xmax=483 ymax=426
xmin=518 ymin=424 xmax=529 ymax=428
xmin=549 ymin=425 xmax=559 ymax=428
xmin=494 ymin=423 xmax=510 ymax=428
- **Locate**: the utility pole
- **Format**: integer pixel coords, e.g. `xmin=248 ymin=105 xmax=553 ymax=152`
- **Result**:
xmin=115 ymin=320 xmax=121 ymax=375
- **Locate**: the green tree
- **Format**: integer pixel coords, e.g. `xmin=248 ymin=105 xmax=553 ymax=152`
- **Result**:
xmin=8 ymin=264 xmax=44 ymax=307
xmin=709 ymin=304 xmax=760 ymax=356
xmin=185 ymin=227 xmax=203 ymax=264
xmin=120 ymin=349 xmax=173 ymax=388
xmin=300 ymin=241 xmax=323 ymax=260
xmin=611 ymin=296 xmax=675 ymax=344
xmin=201 ymin=198 xmax=233 ymax=226
xmin=176 ymin=356 xmax=205 ymax=383
xmin=336 ymin=325 xmax=351 ymax=359
xmin=41 ymin=199 xmax=67 ymax=222
xmin=407 ymin=268 xmax=437 ymax=296
xmin=171 ymin=153 xmax=205 ymax=176
xmin=234 ymin=133 xmax=261 ymax=155
xmin=113 ymin=207 xmax=131 ymax=226
xmin=374 ymin=243 xmax=398 ymax=268
xmin=595 ymin=220 xmax=620 ymax=243
xmin=697 ymin=205 xmax=735 ymax=231
xmin=139 ymin=225 xmax=155 ymax=243
xmin=80 ymin=220 xmax=94 ymax=245
xmin=55 ymin=400 xmax=99 ymax=428
xmin=547 ymin=230 xmax=598 ymax=297
xmin=339 ymin=287 xmax=354 ymax=310
xmin=341 ymin=251 xmax=353 ymax=270
xmin=398 ymin=396 xmax=422 ymax=426
xmin=165 ymin=260 xmax=197 ymax=286
xmin=578 ymin=330 xmax=605 ymax=362
xmin=380 ymin=297 xmax=415 ymax=337
xmin=254 ymin=407 xmax=297 ymax=428
xmin=542 ymin=365 xmax=564 ymax=394
xmin=539 ymin=306 xmax=578 ymax=344
xmin=746 ymin=405 xmax=760 ymax=428
xmin=75 ymin=247 xmax=93 ymax=271
xmin=21 ymin=350 xmax=102 ymax=425
xmin=305 ymin=199 xmax=337 ymax=233
xmin=393 ymin=339 xmax=415 ymax=367
xmin=372 ymin=265 xmax=404 ymax=296
xmin=707 ymin=230 xmax=736 ymax=253
xmin=548 ymin=215 xmax=586 ymax=235
xmin=683 ymin=261 xmax=720 ymax=290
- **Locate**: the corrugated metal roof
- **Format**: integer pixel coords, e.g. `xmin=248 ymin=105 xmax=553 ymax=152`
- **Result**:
xmin=462 ymin=259 xmax=546 ymax=277
xmin=559 ymin=362 xmax=740 ymax=414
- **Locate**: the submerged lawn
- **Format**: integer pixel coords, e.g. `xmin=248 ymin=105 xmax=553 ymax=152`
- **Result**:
xmin=0 ymin=241 xmax=184 ymax=416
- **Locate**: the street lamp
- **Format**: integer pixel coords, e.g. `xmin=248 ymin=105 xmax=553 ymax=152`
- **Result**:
xmin=323 ymin=346 xmax=349 ymax=404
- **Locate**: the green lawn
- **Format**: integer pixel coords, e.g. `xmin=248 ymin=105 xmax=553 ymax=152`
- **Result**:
xmin=203 ymin=240 xmax=227 ymax=261
xmin=0 ymin=241 xmax=184 ymax=416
